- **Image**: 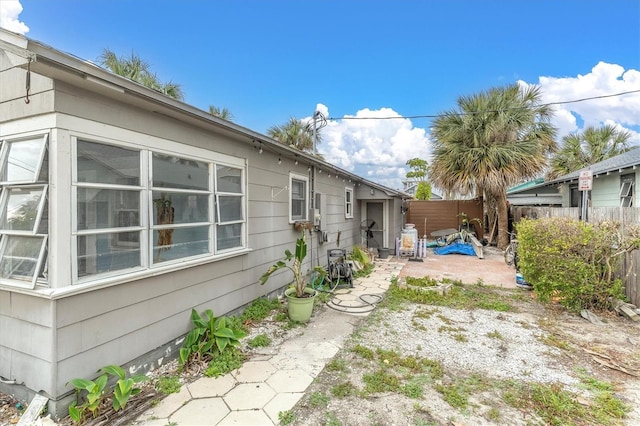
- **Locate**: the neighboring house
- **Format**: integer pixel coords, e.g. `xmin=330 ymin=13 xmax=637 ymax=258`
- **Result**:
xmin=401 ymin=181 xmax=443 ymax=200
xmin=0 ymin=29 xmax=408 ymax=417
xmin=507 ymin=147 xmax=640 ymax=208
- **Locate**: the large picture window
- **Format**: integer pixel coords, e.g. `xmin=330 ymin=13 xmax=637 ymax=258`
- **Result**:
xmin=74 ymin=139 xmax=246 ymax=282
xmin=289 ymin=173 xmax=308 ymax=223
xmin=0 ymin=134 xmax=49 ymax=288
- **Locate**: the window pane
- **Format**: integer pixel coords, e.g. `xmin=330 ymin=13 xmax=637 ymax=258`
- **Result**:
xmin=292 ymin=200 xmax=305 ymax=219
xmin=217 ymin=223 xmax=242 ymax=250
xmin=152 ymin=192 xmax=209 ymax=225
xmin=153 ymin=225 xmax=209 ymax=263
xmin=1 ymin=187 xmax=44 ymax=232
xmin=292 ymin=180 xmax=305 ymax=199
xmin=216 ymin=166 xmax=242 ymax=193
xmin=153 ymin=154 xmax=208 ymax=190
xmin=1 ymin=137 xmax=47 ymax=183
xmin=77 ymin=233 xmax=141 ymax=277
xmin=77 ymin=188 xmax=140 ymax=230
xmin=218 ymin=196 xmax=242 ymax=222
xmin=77 ymin=141 xmax=140 ymax=185
xmin=0 ymin=235 xmax=45 ymax=282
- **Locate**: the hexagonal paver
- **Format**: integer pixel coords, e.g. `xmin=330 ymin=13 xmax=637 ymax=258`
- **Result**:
xmin=170 ymin=397 xmax=229 ymax=425
xmin=266 ymin=369 xmax=313 ymax=393
xmin=264 ymin=392 xmax=305 ymax=423
xmin=232 ymin=360 xmax=276 ymax=382
xmin=223 ymin=382 xmax=275 ymax=409
xmin=219 ymin=409 xmax=274 ymax=425
xmin=188 ymin=374 xmax=236 ymax=398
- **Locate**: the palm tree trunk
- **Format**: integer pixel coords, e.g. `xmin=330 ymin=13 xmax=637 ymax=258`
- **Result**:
xmin=496 ymin=191 xmax=509 ymax=249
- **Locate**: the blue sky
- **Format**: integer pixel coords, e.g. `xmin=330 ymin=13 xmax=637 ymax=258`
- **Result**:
xmin=2 ymin=0 xmax=639 ymax=190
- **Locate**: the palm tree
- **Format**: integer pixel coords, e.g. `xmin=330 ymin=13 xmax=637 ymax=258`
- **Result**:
xmin=98 ymin=49 xmax=184 ymax=100
xmin=267 ymin=117 xmax=317 ymax=152
xmin=208 ymin=105 xmax=234 ymax=122
xmin=429 ymin=84 xmax=557 ymax=249
xmin=547 ymin=125 xmax=632 ymax=180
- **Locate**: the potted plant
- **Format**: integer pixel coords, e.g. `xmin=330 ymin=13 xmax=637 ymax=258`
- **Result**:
xmin=259 ymin=231 xmax=325 ymax=322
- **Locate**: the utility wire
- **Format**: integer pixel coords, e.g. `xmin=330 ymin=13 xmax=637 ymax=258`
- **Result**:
xmin=328 ymin=89 xmax=640 ymax=121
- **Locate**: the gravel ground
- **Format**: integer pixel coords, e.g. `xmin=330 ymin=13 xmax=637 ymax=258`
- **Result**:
xmin=291 ymin=286 xmax=640 ymax=426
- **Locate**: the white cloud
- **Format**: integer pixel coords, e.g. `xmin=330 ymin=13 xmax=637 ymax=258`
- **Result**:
xmin=315 ymin=63 xmax=640 ymax=191
xmin=311 ymin=105 xmax=431 ymax=191
xmin=0 ymin=0 xmax=28 ymax=34
xmin=532 ymin=62 xmax=640 ymax=143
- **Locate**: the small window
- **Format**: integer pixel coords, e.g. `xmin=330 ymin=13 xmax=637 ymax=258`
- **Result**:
xmin=620 ymin=174 xmax=634 ymax=207
xmin=289 ymin=173 xmax=308 ymax=222
xmin=0 ymin=135 xmax=48 ymax=184
xmin=345 ymin=187 xmax=354 ymax=218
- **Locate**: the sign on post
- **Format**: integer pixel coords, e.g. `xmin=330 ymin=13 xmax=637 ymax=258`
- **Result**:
xmin=578 ymin=170 xmax=593 ymax=191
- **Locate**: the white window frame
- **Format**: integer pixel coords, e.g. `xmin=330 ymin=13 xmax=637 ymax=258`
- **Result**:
xmin=620 ymin=175 xmax=634 ymax=207
xmin=345 ymin=187 xmax=354 ymax=219
xmin=72 ymin=138 xmax=247 ymax=284
xmin=0 ymin=134 xmax=49 ymax=288
xmin=289 ymin=173 xmax=309 ymax=223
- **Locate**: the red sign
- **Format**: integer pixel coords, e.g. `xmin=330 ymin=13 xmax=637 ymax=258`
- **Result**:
xmin=578 ymin=170 xmax=592 ymax=191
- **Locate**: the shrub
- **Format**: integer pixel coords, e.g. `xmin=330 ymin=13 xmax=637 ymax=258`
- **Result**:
xmin=517 ymin=217 xmax=640 ymax=312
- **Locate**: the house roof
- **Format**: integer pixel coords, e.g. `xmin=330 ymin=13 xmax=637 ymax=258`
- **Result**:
xmin=548 ymin=146 xmax=640 ymax=185
xmin=0 ymin=28 xmax=409 ymax=199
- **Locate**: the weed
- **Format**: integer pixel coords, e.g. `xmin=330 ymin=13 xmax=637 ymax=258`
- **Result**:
xmin=240 ymin=297 xmax=281 ymax=323
xmin=309 ymin=391 xmax=330 ymax=408
xmin=247 ymin=333 xmax=271 ymax=348
xmin=274 ymin=311 xmax=289 ymax=322
xmin=486 ymin=407 xmax=500 ymax=421
xmin=435 ymin=383 xmax=468 ymax=409
xmin=401 ymin=379 xmax=425 ymax=399
xmin=331 ymin=381 xmax=357 ymax=398
xmin=436 ymin=314 xmax=453 ymax=325
xmin=576 ymin=368 xmax=613 ymax=392
xmin=324 ymin=411 xmax=343 ymax=426
xmin=352 ymin=344 xmax=375 ymax=360
xmin=486 ymin=330 xmax=504 ymax=339
xmin=453 ymin=333 xmax=468 ymax=342
xmin=362 ymin=369 xmax=401 ymax=394
xmin=326 ymin=358 xmax=348 ymax=372
xmin=539 ymin=333 xmax=571 ymax=351
xmin=204 ymin=347 xmax=243 ymax=377
xmin=155 ymin=375 xmax=181 ymax=395
xmin=278 ymin=410 xmax=295 ymax=425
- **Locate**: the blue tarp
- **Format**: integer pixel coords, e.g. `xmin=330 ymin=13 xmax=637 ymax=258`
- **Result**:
xmin=433 ymin=242 xmax=476 ymax=256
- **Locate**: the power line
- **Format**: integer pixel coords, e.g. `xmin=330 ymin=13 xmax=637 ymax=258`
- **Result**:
xmin=327 ymin=89 xmax=640 ymax=121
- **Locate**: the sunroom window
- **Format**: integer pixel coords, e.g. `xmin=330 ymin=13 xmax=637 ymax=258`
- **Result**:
xmin=0 ymin=134 xmax=49 ymax=288
xmin=76 ymin=141 xmax=142 ymax=277
xmin=74 ymin=139 xmax=247 ymax=282
xmin=151 ymin=153 xmax=211 ymax=263
xmin=215 ymin=165 xmax=244 ymax=251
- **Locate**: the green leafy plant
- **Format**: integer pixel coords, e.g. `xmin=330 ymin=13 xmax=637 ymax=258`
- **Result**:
xmin=67 ymin=365 xmax=148 ymax=424
xmin=67 ymin=374 xmax=108 ymax=423
xmin=260 ymin=231 xmax=326 ymax=298
xmin=517 ymin=217 xmax=640 ymax=312
xmin=155 ymin=375 xmax=182 ymax=395
xmin=248 ymin=333 xmax=272 ymax=348
xmin=179 ymin=309 xmax=247 ymax=366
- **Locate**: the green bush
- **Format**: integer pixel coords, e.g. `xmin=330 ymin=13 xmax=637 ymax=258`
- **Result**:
xmin=517 ymin=217 xmax=640 ymax=312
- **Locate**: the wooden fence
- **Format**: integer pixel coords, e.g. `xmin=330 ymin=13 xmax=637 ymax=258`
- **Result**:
xmin=511 ymin=206 xmax=640 ymax=306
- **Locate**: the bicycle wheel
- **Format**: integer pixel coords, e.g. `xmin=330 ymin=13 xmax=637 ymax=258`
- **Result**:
xmin=504 ymin=243 xmax=515 ymax=266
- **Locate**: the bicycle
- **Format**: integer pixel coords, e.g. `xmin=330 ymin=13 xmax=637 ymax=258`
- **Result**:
xmin=504 ymin=231 xmax=518 ymax=268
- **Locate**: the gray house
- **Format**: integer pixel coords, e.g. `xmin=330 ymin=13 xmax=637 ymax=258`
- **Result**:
xmin=0 ymin=29 xmax=408 ymax=417
xmin=507 ymin=147 xmax=640 ymax=208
